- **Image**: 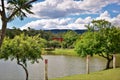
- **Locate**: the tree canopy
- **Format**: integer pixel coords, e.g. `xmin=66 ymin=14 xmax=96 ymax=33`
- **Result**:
xmin=62 ymin=30 xmax=79 ymax=48
xmin=75 ymin=31 xmax=97 ymax=57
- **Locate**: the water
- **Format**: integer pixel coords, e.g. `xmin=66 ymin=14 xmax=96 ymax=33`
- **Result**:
xmin=0 ymin=55 xmax=108 ymax=80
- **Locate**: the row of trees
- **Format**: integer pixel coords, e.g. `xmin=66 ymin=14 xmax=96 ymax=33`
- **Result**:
xmin=5 ymin=28 xmax=80 ymax=49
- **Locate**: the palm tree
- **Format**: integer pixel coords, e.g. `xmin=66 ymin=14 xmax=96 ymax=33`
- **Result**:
xmin=0 ymin=0 xmax=37 ymax=47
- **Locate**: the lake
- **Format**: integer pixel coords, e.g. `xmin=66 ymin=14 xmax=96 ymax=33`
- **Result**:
xmin=0 ymin=55 xmax=112 ymax=80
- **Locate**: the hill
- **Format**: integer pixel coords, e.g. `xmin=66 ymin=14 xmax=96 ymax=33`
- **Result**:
xmin=44 ymin=29 xmax=87 ymax=34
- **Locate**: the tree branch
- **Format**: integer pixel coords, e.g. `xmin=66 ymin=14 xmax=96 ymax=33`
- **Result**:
xmin=0 ymin=10 xmax=2 ymax=15
xmin=7 ymin=0 xmax=37 ymax=21
xmin=17 ymin=55 xmax=28 ymax=80
xmin=1 ymin=0 xmax=6 ymax=20
xmin=98 ymin=53 xmax=108 ymax=59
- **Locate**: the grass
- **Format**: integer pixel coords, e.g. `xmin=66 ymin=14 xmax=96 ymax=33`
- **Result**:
xmin=50 ymin=68 xmax=120 ymax=80
xmin=52 ymin=48 xmax=78 ymax=56
xmin=42 ymin=48 xmax=78 ymax=56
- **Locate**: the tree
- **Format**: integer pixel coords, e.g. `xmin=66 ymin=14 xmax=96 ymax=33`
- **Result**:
xmin=62 ymin=30 xmax=79 ymax=48
xmin=75 ymin=19 xmax=120 ymax=69
xmin=0 ymin=0 xmax=37 ymax=47
xmin=0 ymin=34 xmax=42 ymax=80
xmin=75 ymin=31 xmax=97 ymax=74
xmin=91 ymin=20 xmax=120 ymax=69
xmin=94 ymin=27 xmax=120 ymax=69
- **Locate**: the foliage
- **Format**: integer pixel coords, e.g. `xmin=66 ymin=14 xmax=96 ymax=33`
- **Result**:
xmin=7 ymin=0 xmax=36 ymax=20
xmin=47 ymin=40 xmax=61 ymax=48
xmin=90 ymin=20 xmax=120 ymax=56
xmin=62 ymin=30 xmax=79 ymax=48
xmin=75 ymin=31 xmax=97 ymax=57
xmin=0 ymin=34 xmax=42 ymax=62
xmin=6 ymin=27 xmax=22 ymax=39
xmin=94 ymin=27 xmax=120 ymax=54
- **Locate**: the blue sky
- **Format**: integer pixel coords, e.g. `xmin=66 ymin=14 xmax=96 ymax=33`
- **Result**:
xmin=2 ymin=0 xmax=120 ymax=30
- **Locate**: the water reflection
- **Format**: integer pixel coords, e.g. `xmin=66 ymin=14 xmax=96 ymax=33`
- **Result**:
xmin=0 ymin=55 xmax=109 ymax=80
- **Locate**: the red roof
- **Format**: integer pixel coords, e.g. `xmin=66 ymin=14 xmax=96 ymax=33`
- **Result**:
xmin=52 ymin=37 xmax=63 ymax=42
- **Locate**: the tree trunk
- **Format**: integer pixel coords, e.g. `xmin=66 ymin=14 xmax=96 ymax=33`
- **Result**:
xmin=106 ymin=59 xmax=112 ymax=69
xmin=17 ymin=57 xmax=28 ymax=80
xmin=0 ymin=21 xmax=7 ymax=47
xmin=113 ymin=54 xmax=116 ymax=69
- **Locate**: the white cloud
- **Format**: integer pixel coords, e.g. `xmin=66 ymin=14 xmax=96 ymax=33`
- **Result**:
xmin=75 ymin=17 xmax=92 ymax=24
xmin=96 ymin=11 xmax=120 ymax=27
xmin=20 ymin=18 xmax=73 ymax=30
xmin=111 ymin=14 xmax=120 ymax=26
xmin=27 ymin=0 xmax=120 ymax=18
xmin=96 ymin=11 xmax=111 ymax=20
xmin=21 ymin=11 xmax=120 ymax=30
xmin=20 ymin=17 xmax=91 ymax=30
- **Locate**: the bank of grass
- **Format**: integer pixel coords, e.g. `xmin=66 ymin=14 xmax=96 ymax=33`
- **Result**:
xmin=50 ymin=68 xmax=120 ymax=80
xmin=42 ymin=48 xmax=78 ymax=56
xmin=42 ymin=48 xmax=120 ymax=58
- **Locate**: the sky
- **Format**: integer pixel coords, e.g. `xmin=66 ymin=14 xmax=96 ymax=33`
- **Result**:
xmin=1 ymin=0 xmax=120 ymax=30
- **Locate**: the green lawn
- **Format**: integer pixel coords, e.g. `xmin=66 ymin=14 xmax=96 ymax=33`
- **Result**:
xmin=50 ymin=68 xmax=120 ymax=80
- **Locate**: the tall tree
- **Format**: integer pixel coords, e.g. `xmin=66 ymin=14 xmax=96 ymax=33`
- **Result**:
xmin=0 ymin=0 xmax=37 ymax=47
xmin=0 ymin=34 xmax=42 ymax=80
xmin=95 ymin=27 xmax=120 ymax=69
xmin=91 ymin=20 xmax=120 ymax=69
xmin=75 ymin=20 xmax=120 ymax=69
xmin=75 ymin=31 xmax=96 ymax=74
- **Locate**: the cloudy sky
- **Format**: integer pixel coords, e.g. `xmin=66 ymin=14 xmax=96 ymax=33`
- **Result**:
xmin=6 ymin=0 xmax=120 ymax=30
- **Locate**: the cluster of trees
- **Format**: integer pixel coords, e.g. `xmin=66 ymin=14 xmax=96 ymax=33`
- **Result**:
xmin=5 ymin=27 xmax=80 ymax=49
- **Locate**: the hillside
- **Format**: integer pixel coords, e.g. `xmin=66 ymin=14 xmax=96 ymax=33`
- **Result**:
xmin=44 ymin=29 xmax=87 ymax=34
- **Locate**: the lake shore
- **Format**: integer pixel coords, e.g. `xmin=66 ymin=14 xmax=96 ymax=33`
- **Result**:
xmin=42 ymin=48 xmax=78 ymax=56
